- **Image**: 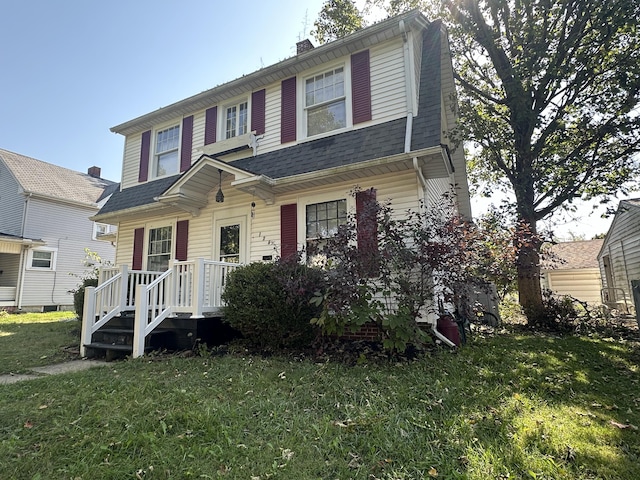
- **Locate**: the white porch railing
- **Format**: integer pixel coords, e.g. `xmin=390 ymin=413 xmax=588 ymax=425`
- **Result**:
xmin=81 ymin=259 xmax=241 ymax=358
xmin=80 ymin=265 xmax=163 ymax=357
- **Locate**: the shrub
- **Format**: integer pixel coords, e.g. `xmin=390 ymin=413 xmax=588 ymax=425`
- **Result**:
xmin=69 ymin=249 xmax=111 ymax=319
xmin=72 ymin=277 xmax=98 ymax=319
xmin=221 ymin=257 xmax=324 ymax=350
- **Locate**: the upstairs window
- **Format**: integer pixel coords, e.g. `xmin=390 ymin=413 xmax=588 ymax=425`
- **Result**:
xmin=225 ymin=101 xmax=248 ymax=139
xmin=147 ymin=226 xmax=172 ymax=271
xmin=154 ymin=125 xmax=180 ymax=177
xmin=305 ymin=67 xmax=346 ymax=136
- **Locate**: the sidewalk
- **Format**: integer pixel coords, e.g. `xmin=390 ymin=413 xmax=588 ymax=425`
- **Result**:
xmin=0 ymin=359 xmax=108 ymax=385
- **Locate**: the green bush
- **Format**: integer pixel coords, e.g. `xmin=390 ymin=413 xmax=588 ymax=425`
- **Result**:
xmin=221 ymin=258 xmax=324 ymax=349
xmin=72 ymin=277 xmax=98 ymax=319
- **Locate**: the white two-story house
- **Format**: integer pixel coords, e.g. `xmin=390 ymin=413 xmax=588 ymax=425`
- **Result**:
xmin=0 ymin=149 xmax=117 ymax=311
xmin=85 ymin=10 xmax=472 ymax=357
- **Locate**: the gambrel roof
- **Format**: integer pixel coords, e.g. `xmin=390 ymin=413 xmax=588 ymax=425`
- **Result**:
xmin=0 ymin=148 xmax=118 ymax=206
xmin=97 ymin=16 xmax=449 ymax=219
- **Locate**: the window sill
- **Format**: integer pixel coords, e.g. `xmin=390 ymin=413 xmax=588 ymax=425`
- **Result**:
xmin=200 ymin=133 xmax=252 ymax=157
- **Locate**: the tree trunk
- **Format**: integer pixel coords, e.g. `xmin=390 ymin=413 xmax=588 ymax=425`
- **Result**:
xmin=515 ymin=217 xmax=544 ymax=324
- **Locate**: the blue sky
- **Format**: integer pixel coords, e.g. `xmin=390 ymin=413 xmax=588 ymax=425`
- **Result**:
xmin=0 ymin=0 xmax=622 ymax=238
xmin=0 ymin=0 xmax=329 ymax=182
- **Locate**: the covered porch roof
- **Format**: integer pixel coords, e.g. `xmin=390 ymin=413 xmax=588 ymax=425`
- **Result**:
xmin=0 ymin=233 xmax=45 ymax=254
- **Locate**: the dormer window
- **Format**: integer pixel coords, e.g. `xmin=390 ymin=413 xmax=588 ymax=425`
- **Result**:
xmin=225 ymin=100 xmax=248 ymax=139
xmin=305 ymin=66 xmax=346 ymax=136
xmin=154 ymin=125 xmax=180 ymax=177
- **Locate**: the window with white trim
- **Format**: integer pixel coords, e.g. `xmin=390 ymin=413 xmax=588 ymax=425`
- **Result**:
xmin=28 ymin=248 xmax=57 ymax=270
xmin=305 ymin=67 xmax=346 ymax=136
xmin=306 ymin=199 xmax=347 ymax=263
xmin=225 ymin=100 xmax=248 ymax=139
xmin=93 ymin=222 xmax=110 ymax=240
xmin=147 ymin=226 xmax=172 ymax=271
xmin=154 ymin=125 xmax=180 ymax=177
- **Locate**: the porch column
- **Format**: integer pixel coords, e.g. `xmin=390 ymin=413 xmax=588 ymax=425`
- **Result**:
xmin=133 ymin=283 xmax=147 ymax=358
xmin=191 ymin=257 xmax=205 ymax=318
xmin=119 ymin=264 xmax=129 ymax=310
xmin=80 ymin=286 xmax=96 ymax=357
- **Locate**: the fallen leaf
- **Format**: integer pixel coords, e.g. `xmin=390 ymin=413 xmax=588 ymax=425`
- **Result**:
xmin=610 ymin=420 xmax=638 ymax=430
xmin=24 ymin=421 xmax=33 ymax=428
xmin=429 ymin=466 xmax=438 ymax=477
xmin=38 ymin=405 xmax=48 ymax=410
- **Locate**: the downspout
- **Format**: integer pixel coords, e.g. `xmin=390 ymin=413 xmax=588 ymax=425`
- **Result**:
xmin=400 ymin=19 xmax=416 ymax=155
xmin=17 ymin=193 xmax=32 ymax=310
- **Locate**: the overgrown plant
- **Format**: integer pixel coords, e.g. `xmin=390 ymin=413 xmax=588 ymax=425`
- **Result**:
xmin=68 ymin=248 xmax=112 ymax=318
xmin=311 ymin=191 xmax=507 ymax=352
xmin=221 ymin=255 xmax=325 ymax=350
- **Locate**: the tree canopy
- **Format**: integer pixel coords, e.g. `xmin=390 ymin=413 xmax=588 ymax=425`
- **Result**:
xmin=312 ymin=0 xmax=365 ymax=44
xmin=316 ymin=0 xmax=640 ymax=320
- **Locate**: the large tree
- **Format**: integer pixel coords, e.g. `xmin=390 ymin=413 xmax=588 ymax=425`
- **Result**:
xmin=441 ymin=0 xmax=640 ymax=320
xmin=312 ymin=0 xmax=365 ymax=44
xmin=324 ymin=0 xmax=640 ymax=322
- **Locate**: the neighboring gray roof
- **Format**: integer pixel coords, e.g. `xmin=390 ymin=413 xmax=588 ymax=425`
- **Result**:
xmin=0 ymin=148 xmax=118 ymax=206
xmin=98 ymin=18 xmax=443 ymax=217
xmin=0 ymin=232 xmax=44 ymax=243
xmin=543 ymin=239 xmax=604 ymax=270
xmin=97 ymin=175 xmax=179 ymax=215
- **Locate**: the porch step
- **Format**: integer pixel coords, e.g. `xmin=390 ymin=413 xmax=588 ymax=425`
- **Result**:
xmin=85 ymin=327 xmax=174 ymax=361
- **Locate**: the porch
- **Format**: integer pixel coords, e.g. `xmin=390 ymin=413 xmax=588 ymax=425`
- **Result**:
xmin=80 ymin=258 xmax=241 ymax=359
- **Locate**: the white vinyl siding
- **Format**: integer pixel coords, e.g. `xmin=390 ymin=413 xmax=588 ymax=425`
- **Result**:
xmin=113 ymin=170 xmax=421 ymax=270
xmin=370 ymin=39 xmax=407 ymax=121
xmin=19 ymin=197 xmax=115 ymax=308
xmin=598 ymin=203 xmax=640 ymax=307
xmin=541 ymin=268 xmax=603 ymax=304
xmin=259 ymin=84 xmax=282 ymax=151
xmin=0 ymin=159 xmax=25 ymax=236
xmin=121 ymin=132 xmax=143 ymax=189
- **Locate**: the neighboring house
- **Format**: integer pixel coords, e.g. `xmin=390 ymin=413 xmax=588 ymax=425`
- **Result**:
xmin=597 ymin=199 xmax=640 ymax=314
xmin=0 ymin=149 xmax=118 ymax=311
xmin=85 ymin=10 xmax=472 ymax=357
xmin=541 ymin=239 xmax=604 ymax=305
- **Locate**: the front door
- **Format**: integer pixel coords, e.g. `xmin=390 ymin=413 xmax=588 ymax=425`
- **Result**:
xmin=214 ymin=215 xmax=247 ymax=264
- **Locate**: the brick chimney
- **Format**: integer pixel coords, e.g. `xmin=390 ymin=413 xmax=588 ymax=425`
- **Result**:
xmin=296 ymin=39 xmax=314 ymax=54
xmin=87 ymin=166 xmax=101 ymax=178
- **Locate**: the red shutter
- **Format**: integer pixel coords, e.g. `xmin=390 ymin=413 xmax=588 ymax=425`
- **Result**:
xmin=351 ymin=50 xmax=372 ymax=124
xmin=281 ymin=77 xmax=297 ymax=143
xmin=138 ymin=130 xmax=151 ymax=182
xmin=175 ymin=220 xmax=189 ymax=261
xmin=180 ymin=116 xmax=193 ymax=172
xmin=251 ymin=89 xmax=266 ymax=135
xmin=356 ymin=188 xmax=378 ymax=276
xmin=280 ymin=203 xmax=298 ymax=260
xmin=132 ymin=227 xmax=145 ymax=270
xmin=204 ymin=106 xmax=217 ymax=145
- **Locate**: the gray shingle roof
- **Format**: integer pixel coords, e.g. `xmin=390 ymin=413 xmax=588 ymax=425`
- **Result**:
xmin=0 ymin=148 xmax=118 ymax=206
xmin=97 ymin=175 xmax=180 ymax=215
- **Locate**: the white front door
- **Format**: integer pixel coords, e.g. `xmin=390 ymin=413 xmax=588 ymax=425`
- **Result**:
xmin=214 ymin=215 xmax=247 ymax=264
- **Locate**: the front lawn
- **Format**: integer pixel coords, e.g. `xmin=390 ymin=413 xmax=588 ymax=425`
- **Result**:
xmin=0 ymin=311 xmax=79 ymax=374
xmin=0 ymin=325 xmax=638 ymax=479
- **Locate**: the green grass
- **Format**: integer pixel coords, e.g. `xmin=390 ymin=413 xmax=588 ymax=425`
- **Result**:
xmin=0 ymin=326 xmax=638 ymax=479
xmin=0 ymin=311 xmax=79 ymax=374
